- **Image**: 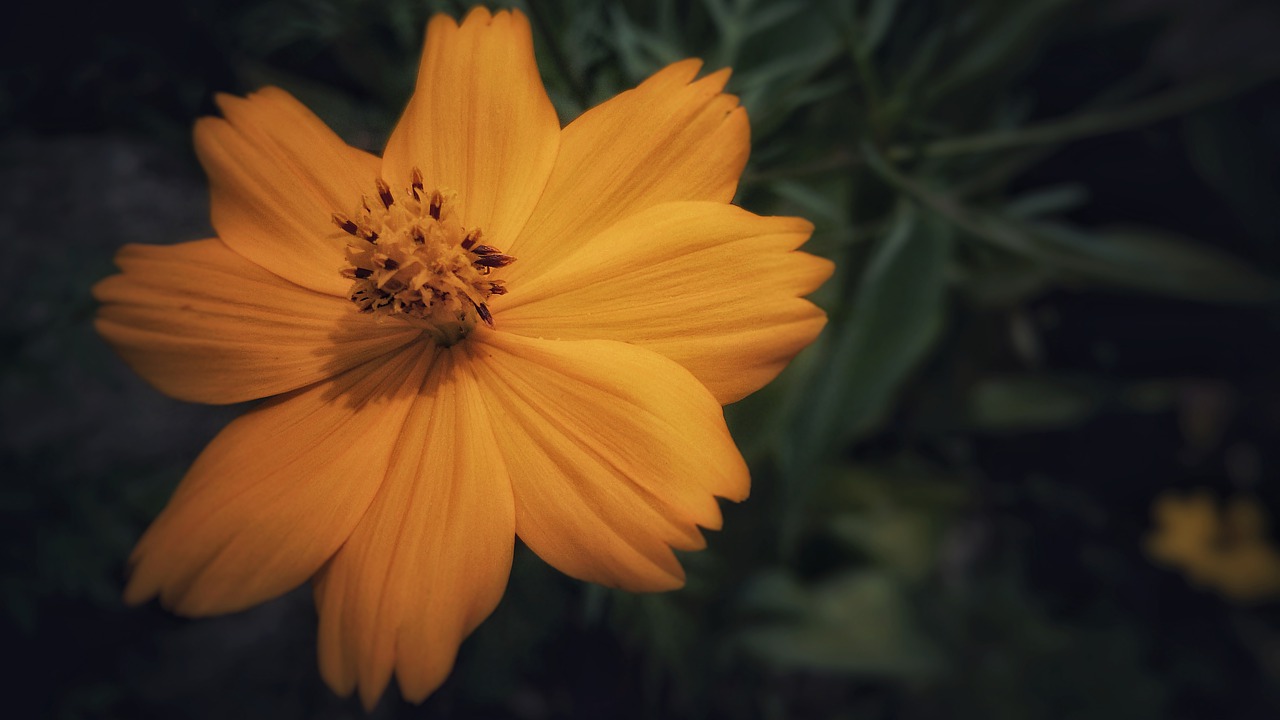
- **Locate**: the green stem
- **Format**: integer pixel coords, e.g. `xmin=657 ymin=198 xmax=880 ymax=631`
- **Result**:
xmin=862 ymin=142 xmax=1018 ymax=253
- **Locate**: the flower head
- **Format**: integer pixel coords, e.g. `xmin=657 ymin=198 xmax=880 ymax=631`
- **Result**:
xmin=94 ymin=7 xmax=831 ymax=708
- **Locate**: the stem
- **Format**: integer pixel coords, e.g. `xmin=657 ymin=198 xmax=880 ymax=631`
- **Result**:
xmin=862 ymin=143 xmax=1015 ymax=252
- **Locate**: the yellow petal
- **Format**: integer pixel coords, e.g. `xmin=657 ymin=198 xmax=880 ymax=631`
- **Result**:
xmin=94 ymin=239 xmax=421 ymax=404
xmin=469 ymin=331 xmax=749 ymax=592
xmin=506 ymin=59 xmax=749 ymax=284
xmin=381 ymin=8 xmax=559 ymax=252
xmin=495 ymin=202 xmax=832 ymax=404
xmin=123 ymin=346 xmax=434 ymax=617
xmin=196 ymin=87 xmax=382 ymax=296
xmin=314 ymin=348 xmax=514 ymax=709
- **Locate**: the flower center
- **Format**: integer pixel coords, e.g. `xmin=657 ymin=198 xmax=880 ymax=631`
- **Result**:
xmin=335 ymin=169 xmax=514 ymax=345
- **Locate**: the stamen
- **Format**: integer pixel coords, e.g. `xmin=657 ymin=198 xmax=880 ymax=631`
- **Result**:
xmin=336 ymin=168 xmax=515 ymax=345
xmin=410 ymin=168 xmax=424 ymax=200
xmin=332 ymin=213 xmax=359 ymax=236
xmin=474 ymin=254 xmax=516 ymax=268
xmin=375 ymin=179 xmax=394 ymax=209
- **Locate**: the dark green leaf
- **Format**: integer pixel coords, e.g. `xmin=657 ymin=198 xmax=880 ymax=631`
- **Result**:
xmin=788 ymin=201 xmax=952 ymax=465
xmin=736 ymin=570 xmax=944 ymax=677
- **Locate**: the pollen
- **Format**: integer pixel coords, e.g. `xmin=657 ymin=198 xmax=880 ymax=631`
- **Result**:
xmin=335 ymin=169 xmax=514 ymax=345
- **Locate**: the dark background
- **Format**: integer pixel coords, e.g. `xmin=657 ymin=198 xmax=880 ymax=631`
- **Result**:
xmin=3 ymin=0 xmax=1280 ymax=718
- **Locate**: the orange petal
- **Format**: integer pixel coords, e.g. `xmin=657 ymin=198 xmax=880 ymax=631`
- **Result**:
xmin=94 ymin=239 xmax=422 ymax=404
xmin=196 ymin=87 xmax=382 ymax=296
xmin=506 ymin=59 xmax=750 ymax=284
xmin=381 ymin=8 xmax=559 ymax=252
xmin=468 ymin=331 xmax=749 ymax=592
xmin=123 ymin=346 xmax=435 ymax=617
xmin=314 ymin=348 xmax=514 ymax=709
xmin=495 ymin=202 xmax=832 ymax=404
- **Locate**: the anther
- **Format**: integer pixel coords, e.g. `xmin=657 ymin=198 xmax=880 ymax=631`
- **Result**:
xmin=474 ymin=254 xmax=516 ymax=268
xmin=333 ymin=213 xmax=359 ymax=236
xmin=337 ymin=175 xmax=514 ymax=341
xmin=375 ymin=179 xmax=394 ymax=209
xmin=410 ymin=168 xmax=424 ymax=200
xmin=428 ymin=191 xmax=443 ymax=220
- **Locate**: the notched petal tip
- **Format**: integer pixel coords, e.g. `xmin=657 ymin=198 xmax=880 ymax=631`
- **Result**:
xmin=212 ymin=86 xmax=295 ymax=120
xmin=460 ymin=5 xmax=494 ymax=25
xmin=627 ymin=564 xmax=687 ymax=593
xmin=388 ymin=0 xmax=558 ymax=260
xmin=658 ymin=57 xmax=704 ymax=85
xmin=473 ymin=334 xmax=744 ymax=593
xmin=443 ymin=5 xmax=529 ymax=34
xmin=505 ymin=57 xmax=751 ymax=281
xmin=312 ymin=350 xmax=514 ymax=709
xmin=120 ymin=571 xmax=154 ymax=609
xmin=692 ymin=66 xmax=734 ymax=95
xmin=190 ymin=114 xmax=225 ymax=148
xmin=499 ymin=202 xmax=832 ymax=405
xmin=806 ymin=254 xmax=838 ymax=289
xmin=781 ymin=214 xmax=817 ymax=236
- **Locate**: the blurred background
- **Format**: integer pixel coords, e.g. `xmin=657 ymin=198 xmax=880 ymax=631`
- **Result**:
xmin=4 ymin=0 xmax=1280 ymax=717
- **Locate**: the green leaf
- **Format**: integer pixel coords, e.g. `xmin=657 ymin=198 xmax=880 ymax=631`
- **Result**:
xmin=788 ymin=201 xmax=952 ymax=465
xmin=1183 ymin=105 xmax=1280 ymax=245
xmin=1027 ymin=222 xmax=1280 ymax=304
xmin=819 ymin=460 xmax=969 ymax=582
xmin=967 ymin=375 xmax=1100 ymax=432
xmin=923 ymin=0 xmax=1072 ymax=106
xmin=736 ymin=570 xmax=944 ymax=678
xmin=860 ymin=0 xmax=902 ymax=56
xmin=767 ymin=178 xmax=852 ymax=227
xmin=827 ymin=511 xmax=938 ymax=582
xmin=863 ymin=146 xmax=1279 ymax=303
xmin=1004 ymin=184 xmax=1090 ymax=219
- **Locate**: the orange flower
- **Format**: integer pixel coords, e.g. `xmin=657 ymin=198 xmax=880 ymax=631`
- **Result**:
xmin=94 ymin=7 xmax=831 ymax=708
xmin=1146 ymin=490 xmax=1280 ymax=603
